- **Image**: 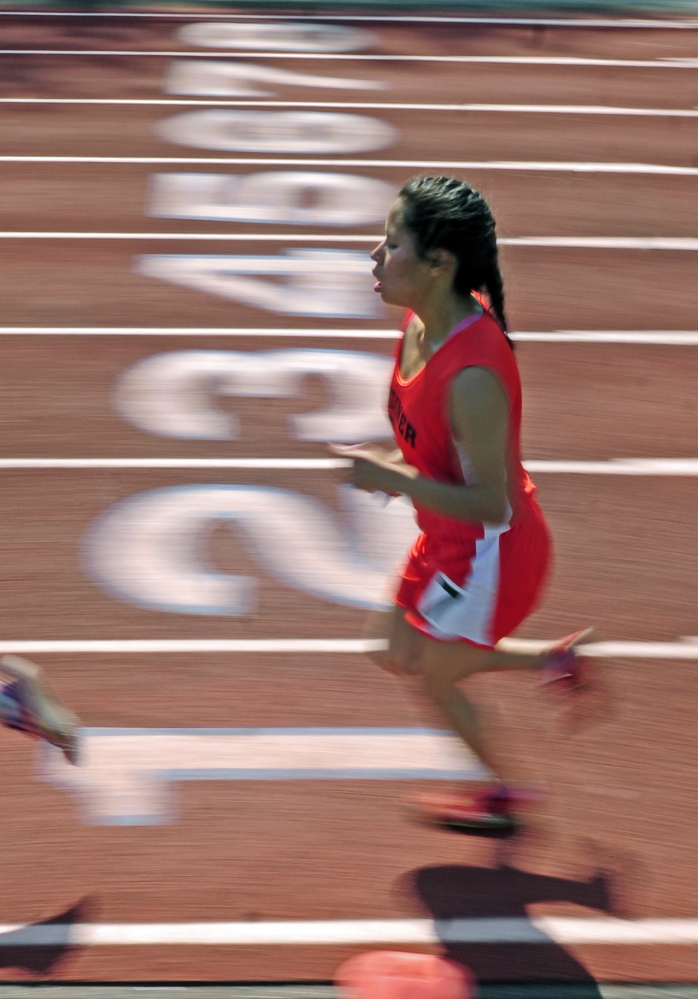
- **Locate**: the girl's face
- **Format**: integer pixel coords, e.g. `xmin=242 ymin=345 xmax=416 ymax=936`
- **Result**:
xmin=370 ymin=199 xmax=434 ymax=309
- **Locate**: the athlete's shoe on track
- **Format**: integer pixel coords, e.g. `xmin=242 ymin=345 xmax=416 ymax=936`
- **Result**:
xmin=411 ymin=786 xmax=541 ymax=834
xmin=0 ymin=655 xmax=79 ymax=765
xmin=540 ymin=628 xmax=596 ymax=692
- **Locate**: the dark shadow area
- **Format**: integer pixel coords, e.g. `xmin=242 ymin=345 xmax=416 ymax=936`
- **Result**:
xmin=0 ymin=896 xmax=95 ymax=977
xmin=402 ymin=862 xmax=621 ymax=996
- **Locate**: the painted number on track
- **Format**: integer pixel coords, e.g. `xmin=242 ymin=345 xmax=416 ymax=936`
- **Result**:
xmin=177 ymin=21 xmax=377 ymax=53
xmin=83 ymin=485 xmax=417 ymax=616
xmin=114 ymin=349 xmax=393 ymax=441
xmin=135 ymin=250 xmax=380 ymax=317
xmin=147 ymin=171 xmax=395 ymax=226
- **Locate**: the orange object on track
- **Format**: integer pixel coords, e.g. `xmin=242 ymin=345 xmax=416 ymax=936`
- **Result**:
xmin=335 ymin=950 xmax=474 ymax=999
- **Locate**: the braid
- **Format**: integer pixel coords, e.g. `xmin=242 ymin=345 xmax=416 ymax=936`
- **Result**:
xmin=484 ymin=263 xmax=514 ymax=351
xmin=399 ymin=175 xmax=514 ymax=350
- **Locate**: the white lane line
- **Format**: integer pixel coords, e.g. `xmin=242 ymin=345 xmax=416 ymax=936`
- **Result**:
xmin=3 ymin=98 xmax=697 ymax=117
xmin=0 ymin=326 xmax=405 ymax=337
xmin=524 ymin=459 xmax=698 ymax=474
xmin=2 ymin=51 xmax=698 ymax=67
xmin=0 ymin=328 xmax=696 ymax=344
xmin=498 ymin=638 xmax=698 ymax=658
xmin=0 ymin=232 xmax=380 ymax=241
xmin=0 ymin=638 xmax=696 ymax=658
xmin=514 ymin=331 xmax=698 ymax=345
xmin=1 ymin=157 xmax=695 ymax=176
xmin=3 ymin=12 xmax=697 ymax=27
xmin=3 ymin=917 xmax=698 ymax=947
xmin=0 ymin=457 xmax=351 ymax=470
xmin=504 ymin=236 xmax=698 ymax=250
xmin=0 ymin=457 xmax=697 ymax=475
xmin=0 ymin=639 xmax=383 ymax=654
xmin=2 ymin=234 xmax=698 ymax=251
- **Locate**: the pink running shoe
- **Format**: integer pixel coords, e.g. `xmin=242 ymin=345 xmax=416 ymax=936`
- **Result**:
xmin=411 ymin=785 xmax=542 ymax=833
xmin=0 ymin=655 xmax=79 ymax=765
xmin=540 ymin=628 xmax=596 ymax=692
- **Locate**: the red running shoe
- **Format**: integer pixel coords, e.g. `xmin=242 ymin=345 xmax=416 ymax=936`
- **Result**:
xmin=411 ymin=785 xmax=542 ymax=833
xmin=540 ymin=628 xmax=596 ymax=692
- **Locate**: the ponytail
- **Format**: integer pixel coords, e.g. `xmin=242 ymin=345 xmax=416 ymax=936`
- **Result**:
xmin=484 ymin=263 xmax=514 ymax=351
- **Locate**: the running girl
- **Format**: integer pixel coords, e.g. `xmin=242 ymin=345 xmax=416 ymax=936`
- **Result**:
xmin=338 ymin=175 xmax=594 ymax=831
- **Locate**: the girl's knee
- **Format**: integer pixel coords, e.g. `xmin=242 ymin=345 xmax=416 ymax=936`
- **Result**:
xmin=369 ymin=646 xmax=418 ymax=678
xmin=367 ymin=647 xmax=398 ymax=675
xmin=419 ymin=650 xmax=485 ymax=699
xmin=421 ymin=641 xmax=490 ymax=685
xmin=364 ymin=605 xmax=425 ymax=678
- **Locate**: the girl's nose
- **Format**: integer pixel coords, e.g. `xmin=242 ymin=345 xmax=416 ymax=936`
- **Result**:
xmin=371 ymin=240 xmax=385 ymax=262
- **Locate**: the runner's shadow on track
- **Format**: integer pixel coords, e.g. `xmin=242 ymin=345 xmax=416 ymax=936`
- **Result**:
xmin=401 ymin=863 xmax=614 ymax=996
xmin=0 ymin=895 xmax=95 ymax=977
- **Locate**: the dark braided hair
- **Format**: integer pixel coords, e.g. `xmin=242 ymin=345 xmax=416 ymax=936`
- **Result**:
xmin=398 ymin=176 xmax=513 ymax=349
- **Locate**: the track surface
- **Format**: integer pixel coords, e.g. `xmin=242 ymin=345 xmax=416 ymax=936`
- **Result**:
xmin=0 ymin=8 xmax=697 ymax=987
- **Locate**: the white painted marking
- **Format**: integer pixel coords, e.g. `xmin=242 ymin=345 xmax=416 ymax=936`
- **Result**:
xmin=0 ymin=232 xmax=380 ymax=241
xmin=40 ymin=727 xmax=485 ymax=823
xmin=165 ymin=59 xmax=382 ymax=98
xmin=524 ymin=458 xmax=698 ymax=475
xmin=242 ymin=16 xmax=698 ymax=29
xmin=114 ymin=348 xmax=392 ymax=441
xmin=147 ymin=171 xmax=395 ymax=226
xmin=155 ymin=109 xmax=397 ymax=155
xmin=2 ymin=12 xmax=697 ymax=28
xmin=2 ymin=917 xmax=698 ymax=947
xmin=502 ymin=236 xmax=698 ymax=251
xmin=176 ymin=21 xmax=375 ymax=54
xmin=3 ymin=98 xmax=698 ymax=117
xmin=0 ymin=638 xmax=695 ymax=658
xmin=0 ymin=458 xmax=696 ymax=474
xmin=3 ymin=234 xmax=698 ymax=251
xmin=135 ymin=251 xmax=378 ymax=319
xmin=0 ymin=458 xmax=351 ymax=469
xmin=3 ymin=51 xmax=698 ymax=67
xmin=514 ymin=331 xmax=698 ymax=345
xmin=1 ymin=157 xmax=695 ymax=176
xmin=0 ymin=328 xmax=696 ymax=344
xmin=0 ymin=639 xmax=383 ymax=654
xmin=498 ymin=639 xmax=698 ymax=659
xmin=535 ymin=917 xmax=698 ymax=946
xmin=0 ymin=326 xmax=404 ymax=337
xmin=83 ymin=485 xmax=415 ymax=614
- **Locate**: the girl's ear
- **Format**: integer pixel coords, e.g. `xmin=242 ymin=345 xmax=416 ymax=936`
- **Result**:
xmin=429 ymin=248 xmax=457 ymax=273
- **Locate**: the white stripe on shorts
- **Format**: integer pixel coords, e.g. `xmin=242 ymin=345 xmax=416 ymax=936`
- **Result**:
xmin=416 ymin=523 xmax=508 ymax=646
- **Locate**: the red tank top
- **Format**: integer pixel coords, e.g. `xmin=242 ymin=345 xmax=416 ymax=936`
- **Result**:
xmin=388 ymin=310 xmax=536 ymax=548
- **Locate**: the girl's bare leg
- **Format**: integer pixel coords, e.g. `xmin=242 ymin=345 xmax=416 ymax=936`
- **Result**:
xmin=366 ymin=607 xmax=592 ymax=781
xmin=365 ymin=608 xmax=507 ymax=778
